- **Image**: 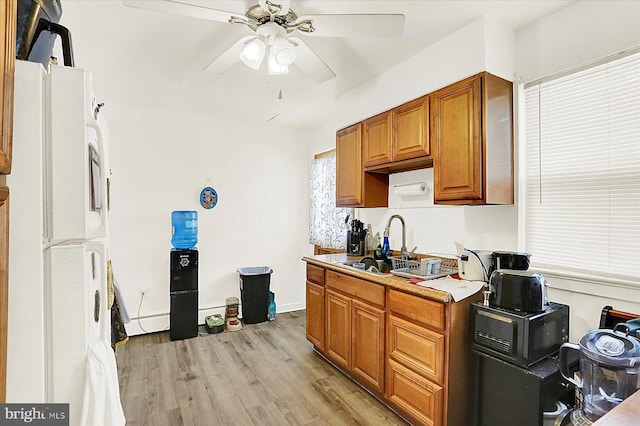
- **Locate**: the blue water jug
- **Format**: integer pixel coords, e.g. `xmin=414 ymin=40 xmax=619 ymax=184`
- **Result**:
xmin=171 ymin=210 xmax=198 ymax=248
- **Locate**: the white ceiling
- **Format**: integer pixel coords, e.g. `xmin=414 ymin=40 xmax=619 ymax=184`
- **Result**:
xmin=57 ymin=0 xmax=575 ymax=127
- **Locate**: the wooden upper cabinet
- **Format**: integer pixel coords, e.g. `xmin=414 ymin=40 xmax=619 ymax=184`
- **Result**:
xmin=0 ymin=0 xmax=16 ymax=175
xmin=336 ymin=123 xmax=363 ymax=206
xmin=431 ymin=72 xmax=513 ymax=205
xmin=336 ymin=123 xmax=388 ymax=208
xmin=392 ymin=95 xmax=430 ymax=162
xmin=431 ymin=77 xmax=482 ymax=202
xmin=363 ymin=111 xmax=393 ymax=167
xmin=361 ymin=96 xmax=431 ymax=172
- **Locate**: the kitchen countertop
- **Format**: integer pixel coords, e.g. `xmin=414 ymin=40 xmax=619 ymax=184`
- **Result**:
xmin=303 ymin=253 xmax=461 ymax=303
xmin=592 ymin=389 xmax=640 ymax=426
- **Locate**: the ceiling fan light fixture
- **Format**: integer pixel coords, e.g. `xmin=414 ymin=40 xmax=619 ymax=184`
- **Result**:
xmin=272 ymin=37 xmax=296 ymax=66
xmin=240 ymin=38 xmax=266 ymax=70
xmin=268 ymin=56 xmax=289 ymax=75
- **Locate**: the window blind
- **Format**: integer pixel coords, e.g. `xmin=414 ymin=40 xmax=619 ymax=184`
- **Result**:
xmin=523 ymin=50 xmax=640 ymax=281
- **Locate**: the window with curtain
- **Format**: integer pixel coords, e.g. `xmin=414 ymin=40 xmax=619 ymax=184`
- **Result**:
xmin=309 ymin=150 xmax=352 ymax=250
xmin=523 ymin=49 xmax=640 ymax=281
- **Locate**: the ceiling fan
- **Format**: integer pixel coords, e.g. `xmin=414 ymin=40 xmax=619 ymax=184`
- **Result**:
xmin=122 ymin=0 xmax=405 ymax=83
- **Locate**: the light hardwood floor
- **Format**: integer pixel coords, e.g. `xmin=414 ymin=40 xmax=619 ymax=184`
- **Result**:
xmin=116 ymin=310 xmax=408 ymax=426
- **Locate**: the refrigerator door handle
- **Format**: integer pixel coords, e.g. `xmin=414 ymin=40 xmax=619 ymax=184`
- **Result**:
xmin=86 ymin=116 xmax=109 ymax=237
xmin=85 ymin=242 xmax=108 ymax=340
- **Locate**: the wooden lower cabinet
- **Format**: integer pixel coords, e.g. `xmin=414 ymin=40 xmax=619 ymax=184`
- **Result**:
xmin=325 ymin=287 xmax=386 ymax=395
xmin=305 ymin=281 xmax=325 ymax=351
xmin=387 ymin=358 xmax=444 ymax=426
xmin=352 ymin=299 xmax=385 ymax=393
xmin=304 ymin=262 xmax=478 ymax=426
xmin=387 ymin=313 xmax=445 ymax=384
xmin=325 ymin=289 xmax=351 ymax=371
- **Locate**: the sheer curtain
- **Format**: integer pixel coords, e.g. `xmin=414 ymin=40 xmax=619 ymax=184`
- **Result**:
xmin=309 ymin=151 xmax=352 ymax=249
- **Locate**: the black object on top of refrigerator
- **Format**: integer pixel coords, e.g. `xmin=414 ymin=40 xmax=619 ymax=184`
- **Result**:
xmin=16 ymin=0 xmax=75 ymax=67
xmin=170 ymin=248 xmax=198 ymax=340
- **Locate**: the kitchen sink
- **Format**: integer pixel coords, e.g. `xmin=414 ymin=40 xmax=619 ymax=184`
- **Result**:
xmin=339 ymin=259 xmax=388 ymax=276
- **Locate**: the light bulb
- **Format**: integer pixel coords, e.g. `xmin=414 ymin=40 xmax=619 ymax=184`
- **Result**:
xmin=272 ymin=37 xmax=296 ymax=66
xmin=240 ymin=38 xmax=266 ymax=70
xmin=268 ymin=51 xmax=288 ymax=75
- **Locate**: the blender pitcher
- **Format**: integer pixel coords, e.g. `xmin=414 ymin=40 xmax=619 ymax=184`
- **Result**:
xmin=559 ymin=326 xmax=640 ymax=422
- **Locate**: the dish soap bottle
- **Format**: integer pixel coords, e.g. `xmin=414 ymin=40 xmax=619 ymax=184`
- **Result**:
xmin=374 ymin=232 xmax=383 ymax=260
xmin=381 ymin=236 xmax=391 ymax=260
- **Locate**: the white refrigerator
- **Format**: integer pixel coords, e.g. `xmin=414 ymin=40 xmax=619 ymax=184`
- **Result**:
xmin=6 ymin=60 xmax=124 ymax=425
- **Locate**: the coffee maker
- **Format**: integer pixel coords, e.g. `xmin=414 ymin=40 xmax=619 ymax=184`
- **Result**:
xmin=347 ymin=219 xmax=366 ymax=256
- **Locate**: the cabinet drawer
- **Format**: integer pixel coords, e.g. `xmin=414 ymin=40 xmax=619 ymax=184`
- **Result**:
xmin=326 ymin=270 xmax=385 ymax=307
xmin=306 ymin=263 xmax=325 ymax=285
xmin=387 ymin=314 xmax=445 ymax=385
xmin=387 ymin=289 xmax=445 ymax=330
xmin=387 ymin=358 xmax=443 ymax=426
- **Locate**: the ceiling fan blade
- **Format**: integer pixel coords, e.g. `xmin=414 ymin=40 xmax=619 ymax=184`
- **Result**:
xmin=297 ymin=14 xmax=405 ymax=38
xmin=122 ymin=0 xmax=240 ymax=24
xmin=201 ymin=36 xmax=254 ymax=74
xmin=288 ymin=37 xmax=335 ymax=84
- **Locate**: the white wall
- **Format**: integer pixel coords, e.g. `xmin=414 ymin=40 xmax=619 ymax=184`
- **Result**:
xmin=516 ymin=0 xmax=640 ymax=83
xmin=106 ymin=103 xmax=311 ymax=334
xmin=516 ymin=0 xmax=640 ymax=341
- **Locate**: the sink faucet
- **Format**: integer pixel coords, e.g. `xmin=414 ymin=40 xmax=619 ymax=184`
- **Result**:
xmin=384 ymin=214 xmax=408 ymax=257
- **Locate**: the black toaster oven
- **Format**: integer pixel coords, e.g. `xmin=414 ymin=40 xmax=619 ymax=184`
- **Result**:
xmin=471 ymin=302 xmax=569 ymax=368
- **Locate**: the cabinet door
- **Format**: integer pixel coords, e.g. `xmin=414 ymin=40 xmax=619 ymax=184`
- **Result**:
xmin=431 ymin=75 xmax=483 ymax=202
xmin=352 ymin=299 xmax=385 ymax=393
xmin=393 ymin=96 xmax=430 ymax=161
xmin=306 ymin=281 xmax=325 ymax=351
xmin=325 ymin=289 xmax=351 ymax=370
xmin=363 ymin=111 xmax=393 ymax=167
xmin=336 ymin=123 xmax=363 ymax=206
xmin=0 ymin=0 xmax=16 ymax=174
xmin=387 ymin=314 xmax=445 ymax=385
xmin=387 ymin=358 xmax=443 ymax=426
xmin=336 ymin=123 xmax=388 ymax=208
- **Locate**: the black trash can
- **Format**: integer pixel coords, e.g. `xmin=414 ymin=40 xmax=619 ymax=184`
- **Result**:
xmin=237 ymin=266 xmax=272 ymax=324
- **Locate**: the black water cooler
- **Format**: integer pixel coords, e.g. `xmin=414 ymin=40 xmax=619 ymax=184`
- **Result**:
xmin=170 ymin=249 xmax=198 ymax=340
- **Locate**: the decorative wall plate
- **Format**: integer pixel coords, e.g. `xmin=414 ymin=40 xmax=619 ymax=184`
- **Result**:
xmin=200 ymin=187 xmax=218 ymax=209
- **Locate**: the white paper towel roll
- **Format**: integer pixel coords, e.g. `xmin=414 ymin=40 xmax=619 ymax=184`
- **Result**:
xmin=393 ymin=182 xmax=428 ymax=196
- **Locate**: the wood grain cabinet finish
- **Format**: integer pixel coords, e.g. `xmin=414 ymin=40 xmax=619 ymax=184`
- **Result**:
xmin=305 ymin=281 xmax=325 ymax=351
xmin=336 ymin=123 xmax=388 ymax=208
xmin=306 ymin=264 xmax=326 ymax=351
xmin=392 ymin=95 xmax=430 ymax=162
xmin=361 ymin=96 xmax=431 ymax=172
xmin=387 ymin=314 xmax=445 ymax=385
xmin=352 ymin=299 xmax=385 ymax=393
xmin=306 ymin=263 xmax=325 ymax=286
xmin=0 ymin=0 xmax=16 ymax=175
xmin=431 ymin=72 xmax=513 ymax=205
xmin=363 ymin=111 xmax=393 ymax=167
xmin=325 ymin=289 xmax=352 ymax=371
xmin=324 ymin=271 xmax=386 ymax=394
xmin=387 ymin=358 xmax=444 ymax=426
